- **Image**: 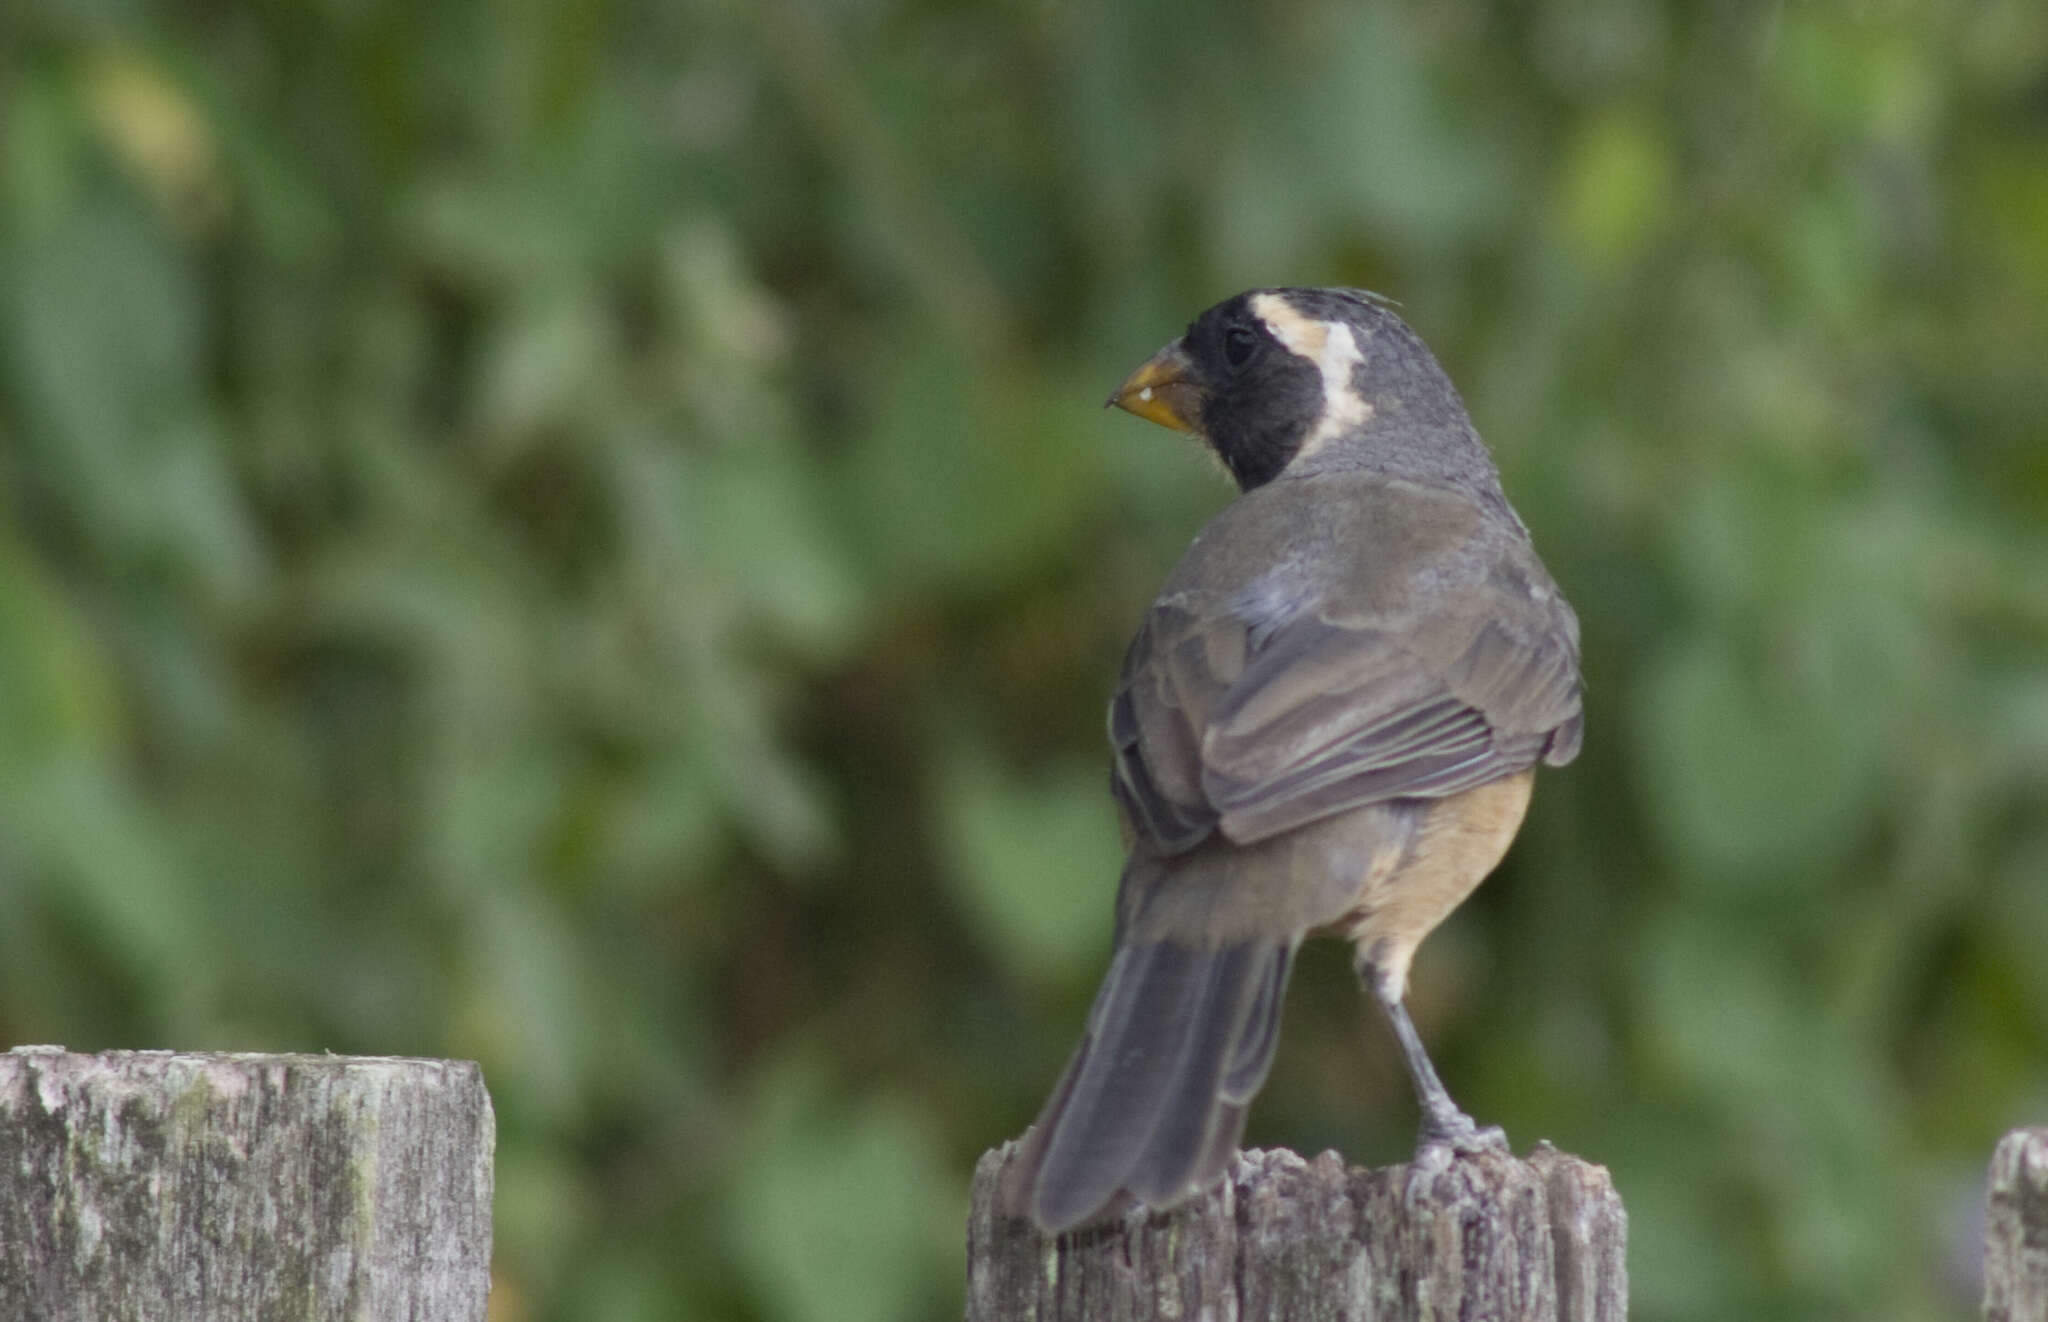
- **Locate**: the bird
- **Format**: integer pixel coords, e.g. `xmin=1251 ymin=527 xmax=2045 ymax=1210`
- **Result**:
xmin=1001 ymin=287 xmax=1583 ymax=1233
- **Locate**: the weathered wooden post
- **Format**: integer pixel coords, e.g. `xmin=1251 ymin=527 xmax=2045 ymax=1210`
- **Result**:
xmin=967 ymin=1139 xmax=1626 ymax=1322
xmin=0 ymin=1047 xmax=495 ymax=1322
xmin=1985 ymin=1127 xmax=2048 ymax=1322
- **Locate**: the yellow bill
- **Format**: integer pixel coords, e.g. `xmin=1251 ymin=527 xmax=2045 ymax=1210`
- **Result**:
xmin=1107 ymin=340 xmax=1205 ymax=434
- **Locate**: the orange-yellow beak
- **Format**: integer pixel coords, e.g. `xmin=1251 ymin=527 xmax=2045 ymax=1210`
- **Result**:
xmin=1106 ymin=339 xmax=1206 ymax=434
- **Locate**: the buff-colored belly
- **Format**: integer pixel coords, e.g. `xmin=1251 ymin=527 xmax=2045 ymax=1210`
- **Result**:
xmin=1345 ymin=769 xmax=1535 ymax=1001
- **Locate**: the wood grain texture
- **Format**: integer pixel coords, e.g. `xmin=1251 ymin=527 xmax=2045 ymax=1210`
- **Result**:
xmin=967 ymin=1140 xmax=1625 ymax=1322
xmin=1985 ymin=1128 xmax=2048 ymax=1322
xmin=0 ymin=1048 xmax=494 ymax=1322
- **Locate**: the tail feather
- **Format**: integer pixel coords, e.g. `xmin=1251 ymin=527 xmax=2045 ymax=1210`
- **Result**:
xmin=1196 ymin=1100 xmax=1249 ymax=1192
xmin=1031 ymin=941 xmax=1213 ymax=1228
xmin=1123 ymin=942 xmax=1259 ymax=1203
xmin=1007 ymin=937 xmax=1295 ymax=1231
xmin=1223 ymin=942 xmax=1295 ymax=1102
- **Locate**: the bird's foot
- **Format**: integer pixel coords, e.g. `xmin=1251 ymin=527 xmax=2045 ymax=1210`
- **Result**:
xmin=1414 ymin=1111 xmax=1508 ymax=1158
xmin=1402 ymin=1115 xmax=1507 ymax=1206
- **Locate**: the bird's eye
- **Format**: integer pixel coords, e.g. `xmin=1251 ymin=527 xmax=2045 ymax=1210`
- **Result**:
xmin=1222 ymin=325 xmax=1259 ymax=369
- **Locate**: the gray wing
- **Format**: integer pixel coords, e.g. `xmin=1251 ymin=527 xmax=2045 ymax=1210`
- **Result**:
xmin=1111 ymin=561 xmax=1582 ymax=853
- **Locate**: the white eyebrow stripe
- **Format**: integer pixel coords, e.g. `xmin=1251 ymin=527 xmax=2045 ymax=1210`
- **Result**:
xmin=1251 ymin=291 xmax=1327 ymax=359
xmin=1249 ymin=292 xmax=1372 ymax=460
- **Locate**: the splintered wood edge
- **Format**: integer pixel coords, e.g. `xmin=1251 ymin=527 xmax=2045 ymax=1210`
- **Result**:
xmin=1985 ymin=1128 xmax=2048 ymax=1322
xmin=967 ymin=1137 xmax=1627 ymax=1322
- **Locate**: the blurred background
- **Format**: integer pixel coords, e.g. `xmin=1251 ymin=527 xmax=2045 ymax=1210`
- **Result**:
xmin=3 ymin=1 xmax=2045 ymax=1318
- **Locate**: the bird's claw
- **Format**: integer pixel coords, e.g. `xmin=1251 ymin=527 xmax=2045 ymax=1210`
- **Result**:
xmin=1402 ymin=1118 xmax=1508 ymax=1206
xmin=1416 ymin=1116 xmax=1508 ymax=1157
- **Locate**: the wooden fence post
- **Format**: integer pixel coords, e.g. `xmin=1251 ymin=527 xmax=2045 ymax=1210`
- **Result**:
xmin=1985 ymin=1127 xmax=2048 ymax=1322
xmin=967 ymin=1139 xmax=1626 ymax=1322
xmin=0 ymin=1047 xmax=494 ymax=1322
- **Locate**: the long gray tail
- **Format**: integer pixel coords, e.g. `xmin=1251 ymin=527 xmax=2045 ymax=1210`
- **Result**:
xmin=1003 ymin=936 xmax=1296 ymax=1232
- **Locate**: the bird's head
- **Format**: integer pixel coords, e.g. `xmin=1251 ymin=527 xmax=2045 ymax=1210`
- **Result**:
xmin=1109 ymin=287 xmax=1462 ymax=491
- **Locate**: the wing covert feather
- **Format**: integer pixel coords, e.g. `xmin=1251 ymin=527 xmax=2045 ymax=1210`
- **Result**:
xmin=1109 ymin=497 xmax=1581 ymax=851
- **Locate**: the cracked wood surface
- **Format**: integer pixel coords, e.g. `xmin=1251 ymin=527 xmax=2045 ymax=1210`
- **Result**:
xmin=0 ymin=1048 xmax=494 ymax=1322
xmin=967 ymin=1139 xmax=1626 ymax=1322
xmin=1985 ymin=1128 xmax=2048 ymax=1322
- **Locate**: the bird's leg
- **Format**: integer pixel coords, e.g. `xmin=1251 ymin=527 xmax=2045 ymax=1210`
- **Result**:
xmin=1360 ymin=960 xmax=1507 ymax=1154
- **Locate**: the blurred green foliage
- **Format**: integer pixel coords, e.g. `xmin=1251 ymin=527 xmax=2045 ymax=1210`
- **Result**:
xmin=3 ymin=2 xmax=2046 ymax=1319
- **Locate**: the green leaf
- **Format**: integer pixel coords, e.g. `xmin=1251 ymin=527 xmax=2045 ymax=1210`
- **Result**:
xmin=1634 ymin=634 xmax=1881 ymax=890
xmin=1554 ymin=106 xmax=1673 ymax=271
xmin=931 ymin=747 xmax=1120 ymax=985
xmin=729 ymin=1052 xmax=953 ymax=1322
xmin=840 ymin=344 xmax=1108 ymax=599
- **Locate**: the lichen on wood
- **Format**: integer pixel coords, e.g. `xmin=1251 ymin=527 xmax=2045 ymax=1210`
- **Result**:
xmin=0 ymin=1048 xmax=494 ymax=1322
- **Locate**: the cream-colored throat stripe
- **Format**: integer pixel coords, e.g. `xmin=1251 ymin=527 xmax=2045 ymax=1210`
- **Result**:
xmin=1250 ymin=292 xmax=1373 ymax=458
